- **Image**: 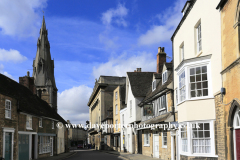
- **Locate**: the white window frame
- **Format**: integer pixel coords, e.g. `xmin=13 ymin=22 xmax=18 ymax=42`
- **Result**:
xmin=175 ymin=88 xmax=178 ymax=110
xmin=5 ymin=100 xmax=11 ymax=119
xmin=152 ymin=80 xmax=156 ymax=91
xmin=179 ymin=121 xmax=217 ymax=157
xmin=162 ymin=71 xmax=168 ymax=84
xmin=52 ymin=121 xmax=54 ymax=129
xmin=115 ymin=104 xmax=118 ymax=115
xmin=26 ymin=115 xmax=32 ymax=130
xmin=196 ymin=22 xmax=202 ymax=53
xmin=144 ymin=130 xmax=150 ymax=146
xmin=130 ymin=100 xmax=132 ymax=117
xmin=39 ymin=136 xmax=51 ymax=154
xmin=176 ymin=59 xmax=212 ymax=105
xmin=162 ymin=131 xmax=167 ymax=148
xmin=159 ymin=95 xmax=167 ymax=112
xmin=180 ymin=124 xmax=188 ymax=152
xmin=181 ymin=44 xmax=184 ymax=61
xmin=39 ymin=118 xmax=42 ymax=127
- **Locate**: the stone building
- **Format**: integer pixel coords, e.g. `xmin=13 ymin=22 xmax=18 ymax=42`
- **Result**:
xmin=88 ymin=76 xmax=126 ymax=150
xmin=171 ymin=0 xmax=221 ymax=159
xmin=33 ymin=16 xmax=58 ymax=112
xmin=113 ymin=84 xmax=126 ymax=152
xmin=138 ymin=47 xmax=177 ymax=159
xmin=215 ymin=0 xmax=240 ymax=159
xmin=0 ymin=74 xmax=67 ymax=160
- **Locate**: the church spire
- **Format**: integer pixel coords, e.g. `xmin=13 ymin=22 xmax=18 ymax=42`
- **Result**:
xmin=33 ymin=16 xmax=58 ymax=112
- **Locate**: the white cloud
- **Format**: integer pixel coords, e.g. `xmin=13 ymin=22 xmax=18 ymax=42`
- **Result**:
xmin=138 ymin=0 xmax=185 ymax=45
xmin=0 ymin=64 xmax=14 ymax=80
xmin=0 ymin=48 xmax=27 ymax=62
xmin=0 ymin=0 xmax=47 ymax=37
xmin=92 ymin=51 xmax=156 ymax=78
xmin=58 ymin=85 xmax=92 ymax=125
xmin=101 ymin=3 xmax=128 ymax=27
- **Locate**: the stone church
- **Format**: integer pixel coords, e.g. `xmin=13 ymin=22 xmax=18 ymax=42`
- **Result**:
xmin=20 ymin=16 xmax=58 ymax=112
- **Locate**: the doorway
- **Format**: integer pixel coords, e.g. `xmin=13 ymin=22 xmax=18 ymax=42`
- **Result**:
xmin=5 ymin=133 xmax=12 ymax=160
xmin=137 ymin=130 xmax=142 ymax=154
xmin=153 ymin=132 xmax=159 ymax=158
xmin=233 ymin=109 xmax=240 ymax=160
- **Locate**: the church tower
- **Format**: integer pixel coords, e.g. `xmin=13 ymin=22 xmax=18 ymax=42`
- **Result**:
xmin=33 ymin=16 xmax=58 ymax=112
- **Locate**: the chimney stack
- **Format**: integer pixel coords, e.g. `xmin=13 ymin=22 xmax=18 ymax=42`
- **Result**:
xmin=27 ymin=71 xmax=30 ymax=77
xmin=136 ymin=68 xmax=142 ymax=72
xmin=157 ymin=47 xmax=166 ymax=73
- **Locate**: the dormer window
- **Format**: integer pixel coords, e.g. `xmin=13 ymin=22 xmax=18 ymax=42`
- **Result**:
xmin=162 ymin=71 xmax=168 ymax=84
xmin=152 ymin=80 xmax=156 ymax=91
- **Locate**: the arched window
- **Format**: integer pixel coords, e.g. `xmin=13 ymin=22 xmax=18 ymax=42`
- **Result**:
xmin=234 ymin=109 xmax=240 ymax=127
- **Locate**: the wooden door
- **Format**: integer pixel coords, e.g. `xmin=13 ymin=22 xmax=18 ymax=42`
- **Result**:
xmin=236 ymin=129 xmax=240 ymax=160
xmin=18 ymin=134 xmax=29 ymax=160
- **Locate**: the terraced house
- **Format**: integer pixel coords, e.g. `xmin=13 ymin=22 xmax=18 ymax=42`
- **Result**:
xmin=137 ymin=47 xmax=176 ymax=160
xmin=0 ymin=74 xmax=67 ymax=160
xmin=172 ymin=0 xmax=221 ymax=159
xmin=216 ymin=0 xmax=240 ymax=159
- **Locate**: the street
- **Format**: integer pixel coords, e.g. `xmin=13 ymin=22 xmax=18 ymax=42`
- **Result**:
xmin=65 ymin=149 xmax=124 ymax=160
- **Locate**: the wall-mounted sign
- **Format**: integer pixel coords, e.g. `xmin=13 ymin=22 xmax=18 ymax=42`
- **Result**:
xmin=143 ymin=104 xmax=153 ymax=116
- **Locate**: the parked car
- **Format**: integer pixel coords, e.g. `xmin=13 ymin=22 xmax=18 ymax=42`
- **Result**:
xmin=77 ymin=144 xmax=83 ymax=149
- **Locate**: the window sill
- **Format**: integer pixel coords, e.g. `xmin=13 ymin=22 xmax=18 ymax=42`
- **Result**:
xmin=26 ymin=128 xmax=33 ymax=130
xmin=5 ymin=117 xmax=12 ymax=120
xmin=39 ymin=126 xmax=43 ymax=128
xmin=177 ymin=96 xmax=214 ymax=106
xmin=143 ymin=144 xmax=150 ymax=147
xmin=159 ymin=108 xmax=166 ymax=112
xmin=180 ymin=153 xmax=218 ymax=158
xmin=162 ymin=146 xmax=167 ymax=148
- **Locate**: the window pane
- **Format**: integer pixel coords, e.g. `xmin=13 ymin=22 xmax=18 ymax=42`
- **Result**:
xmin=191 ymin=91 xmax=196 ymax=98
xmin=190 ymin=68 xmax=195 ymax=75
xmin=205 ymin=131 xmax=210 ymax=138
xmin=202 ymin=82 xmax=208 ymax=88
xmin=197 ymin=90 xmax=202 ymax=97
xmin=199 ymin=123 xmax=203 ymax=130
xmin=202 ymin=66 xmax=207 ymax=73
xmin=191 ymin=83 xmax=195 ymax=90
xmin=196 ymin=67 xmax=201 ymax=74
xmin=204 ymin=123 xmax=210 ymax=130
xmin=202 ymin=74 xmax=207 ymax=81
xmin=196 ymin=75 xmax=201 ymax=82
xmin=193 ymin=131 xmax=198 ymax=138
xmin=199 ymin=131 xmax=203 ymax=138
xmin=190 ymin=76 xmax=195 ymax=82
xmin=203 ymin=89 xmax=208 ymax=96
xmin=197 ymin=82 xmax=201 ymax=89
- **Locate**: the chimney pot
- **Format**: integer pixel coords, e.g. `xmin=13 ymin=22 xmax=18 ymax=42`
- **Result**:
xmin=136 ymin=68 xmax=142 ymax=72
xmin=27 ymin=71 xmax=30 ymax=77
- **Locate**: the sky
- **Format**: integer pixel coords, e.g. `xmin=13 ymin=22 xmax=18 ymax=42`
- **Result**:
xmin=0 ymin=0 xmax=186 ymax=125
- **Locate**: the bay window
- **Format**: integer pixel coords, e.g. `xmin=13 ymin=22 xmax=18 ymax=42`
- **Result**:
xmin=176 ymin=58 xmax=211 ymax=104
xmin=190 ymin=66 xmax=208 ymax=98
xmin=179 ymin=121 xmax=216 ymax=157
xmin=192 ymin=123 xmax=211 ymax=153
xmin=179 ymin=71 xmax=186 ymax=102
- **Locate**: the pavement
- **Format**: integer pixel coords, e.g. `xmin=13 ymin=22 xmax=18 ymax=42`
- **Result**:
xmin=98 ymin=150 xmax=163 ymax=160
xmin=38 ymin=152 xmax=76 ymax=160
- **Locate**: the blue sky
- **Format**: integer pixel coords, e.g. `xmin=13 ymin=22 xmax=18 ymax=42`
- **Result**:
xmin=0 ymin=0 xmax=186 ymax=124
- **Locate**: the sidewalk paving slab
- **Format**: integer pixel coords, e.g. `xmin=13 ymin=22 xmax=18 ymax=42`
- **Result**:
xmin=38 ymin=152 xmax=76 ymax=160
xmin=99 ymin=150 xmax=163 ymax=160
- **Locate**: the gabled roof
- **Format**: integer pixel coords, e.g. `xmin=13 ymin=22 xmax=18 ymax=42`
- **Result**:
xmin=127 ymin=72 xmax=155 ymax=97
xmin=139 ymin=72 xmax=173 ymax=106
xmin=0 ymin=74 xmax=67 ymax=124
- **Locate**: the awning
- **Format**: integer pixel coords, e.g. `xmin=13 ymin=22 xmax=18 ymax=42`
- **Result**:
xmin=139 ymin=112 xmax=171 ymax=125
